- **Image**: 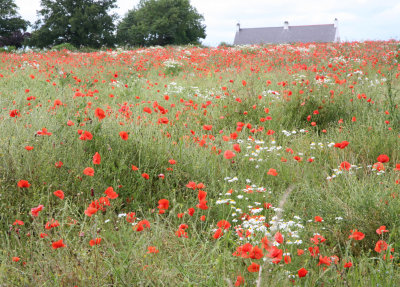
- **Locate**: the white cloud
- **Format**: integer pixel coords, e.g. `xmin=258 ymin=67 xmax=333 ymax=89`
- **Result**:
xmin=15 ymin=0 xmax=41 ymax=24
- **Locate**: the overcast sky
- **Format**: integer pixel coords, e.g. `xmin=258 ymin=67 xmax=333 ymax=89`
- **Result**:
xmin=15 ymin=0 xmax=400 ymax=46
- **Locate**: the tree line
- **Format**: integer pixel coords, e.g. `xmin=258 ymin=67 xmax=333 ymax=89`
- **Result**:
xmin=0 ymin=0 xmax=206 ymax=49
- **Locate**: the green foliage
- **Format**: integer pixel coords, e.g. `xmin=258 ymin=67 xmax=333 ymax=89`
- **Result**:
xmin=117 ymin=0 xmax=206 ymax=46
xmin=29 ymin=0 xmax=117 ymax=48
xmin=279 ymin=91 xmax=355 ymax=131
xmin=0 ymin=45 xmax=16 ymax=52
xmin=0 ymin=0 xmax=29 ymax=47
xmin=1 ymin=43 xmax=400 ymax=285
xmin=218 ymin=41 xmax=233 ymax=48
xmin=51 ymin=42 xmax=77 ymax=51
xmin=163 ymin=59 xmax=183 ymax=75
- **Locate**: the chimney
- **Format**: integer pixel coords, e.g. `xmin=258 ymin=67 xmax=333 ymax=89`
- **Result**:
xmin=284 ymin=21 xmax=289 ymax=30
xmin=236 ymin=23 xmax=241 ymax=32
xmin=334 ymin=18 xmax=340 ymax=42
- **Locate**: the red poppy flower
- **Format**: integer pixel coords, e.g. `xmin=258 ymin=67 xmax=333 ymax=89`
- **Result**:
xmin=45 ymin=219 xmax=60 ymax=230
xmin=340 ymin=161 xmax=351 ymax=170
xmin=17 ymin=180 xmax=30 ymax=188
xmin=375 ymin=240 xmax=388 ymax=253
xmin=93 ymin=152 xmax=101 ymax=165
xmin=213 ymin=228 xmax=223 ymax=239
xmin=377 ymin=154 xmax=389 ymax=163
xmin=40 ymin=233 xmax=48 ymax=238
xmin=284 ymin=255 xmax=291 ymax=264
xmin=158 ymin=117 xmax=169 ymax=124
xmin=89 ymin=238 xmax=102 ymax=246
xmin=135 ymin=220 xmax=150 ymax=231
xmin=31 ymin=204 xmax=44 ymax=217
xmin=223 ymin=150 xmax=235 ymax=159
xmin=25 ymin=146 xmax=34 ymax=151
xmin=188 ymin=208 xmax=195 ymax=216
xmin=147 ymin=246 xmax=159 ymax=253
xmin=141 ymin=173 xmax=149 ymax=180
xmin=197 ymin=183 xmax=205 ymax=189
xmin=9 ymin=109 xmax=20 ymax=117
xmin=217 ymin=220 xmax=231 ymax=230
xmin=53 ymin=190 xmax=64 ymax=200
xmin=84 ymin=206 xmax=98 ymax=217
xmin=186 ymin=181 xmax=197 ymax=189
xmin=119 ymin=131 xmax=129 ymax=140
xmin=126 ymin=212 xmax=136 ymax=223
xmin=267 ymin=168 xmax=278 ymax=176
xmin=143 ymin=107 xmax=152 ymax=114
xmin=334 ymin=141 xmax=349 ymax=149
xmin=79 ymin=130 xmax=93 ymax=141
xmin=274 ymin=232 xmax=284 ymax=244
xmin=230 ymin=132 xmax=238 ymax=139
xmin=247 ymin=262 xmax=259 ymax=273
xmin=309 ymin=246 xmax=320 ymax=257
xmin=249 ymin=245 xmax=264 ymax=259
xmin=196 ymin=199 xmax=208 ymax=210
xmin=298 ymin=267 xmax=308 ymax=278
xmin=372 ymin=162 xmax=385 ymax=171
xmin=36 ymin=128 xmax=52 ymax=136
xmin=315 ymin=216 xmax=323 ymax=222
xmin=94 ymin=108 xmax=106 ymax=121
xmin=175 ymin=227 xmax=188 ymax=237
xmin=158 ymin=199 xmax=169 ymax=210
xmin=266 ymin=246 xmax=283 ymax=263
xmin=348 ymin=229 xmax=365 ymax=240
xmin=293 ymin=156 xmax=302 ymax=162
xmin=266 ymin=129 xmax=275 ymax=135
xmin=234 ymin=275 xmax=244 ymax=286
xmin=376 ymin=225 xmax=389 ymax=235
xmin=198 ymin=190 xmax=207 ymax=201
xmin=104 ymin=187 xmax=118 ymax=199
xmin=233 ymin=144 xmax=241 ymax=152
xmin=83 ymin=167 xmax=94 ymax=176
xmin=13 ymin=220 xmax=24 ymax=226
xmin=318 ymin=255 xmax=331 ymax=266
xmin=52 ymin=239 xmax=66 ymax=249
xmin=344 ymin=261 xmax=353 ymax=268
xmin=261 ymin=236 xmax=271 ymax=250
xmin=310 ymin=234 xmax=326 ymax=245
xmin=55 ymin=161 xmax=63 ymax=168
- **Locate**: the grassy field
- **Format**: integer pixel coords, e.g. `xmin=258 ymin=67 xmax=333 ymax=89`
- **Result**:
xmin=0 ymin=41 xmax=400 ymax=286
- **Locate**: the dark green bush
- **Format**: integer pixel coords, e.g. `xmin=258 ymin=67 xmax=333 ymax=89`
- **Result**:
xmin=51 ymin=43 xmax=77 ymax=51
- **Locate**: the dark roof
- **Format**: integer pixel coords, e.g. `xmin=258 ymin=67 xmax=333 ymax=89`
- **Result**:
xmin=234 ymin=24 xmax=337 ymax=45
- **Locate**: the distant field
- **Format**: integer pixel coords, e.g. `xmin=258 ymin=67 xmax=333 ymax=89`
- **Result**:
xmin=1 ymin=42 xmax=400 ymax=286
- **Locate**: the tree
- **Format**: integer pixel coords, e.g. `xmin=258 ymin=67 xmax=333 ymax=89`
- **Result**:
xmin=30 ymin=0 xmax=117 ymax=48
xmin=117 ymin=0 xmax=206 ymax=47
xmin=0 ymin=0 xmax=29 ymax=47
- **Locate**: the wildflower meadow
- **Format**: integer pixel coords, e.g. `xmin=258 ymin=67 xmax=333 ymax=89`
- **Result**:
xmin=1 ymin=41 xmax=400 ymax=286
